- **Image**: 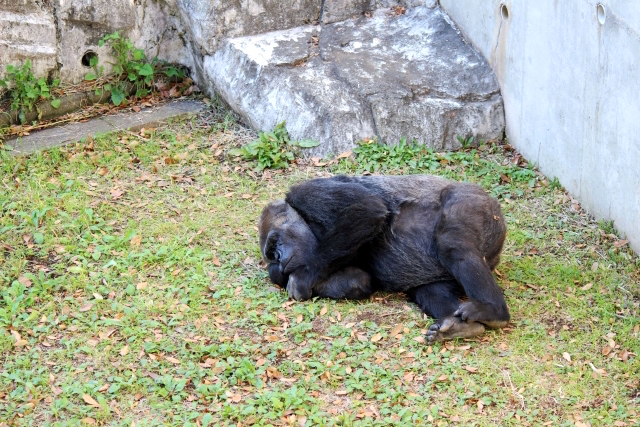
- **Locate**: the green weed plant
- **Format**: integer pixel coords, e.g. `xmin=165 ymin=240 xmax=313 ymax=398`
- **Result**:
xmin=0 ymin=60 xmax=60 ymax=123
xmin=229 ymin=121 xmax=319 ymax=170
xmin=85 ymin=31 xmax=184 ymax=106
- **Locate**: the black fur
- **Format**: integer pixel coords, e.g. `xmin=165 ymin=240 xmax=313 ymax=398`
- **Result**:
xmin=259 ymin=175 xmax=510 ymax=342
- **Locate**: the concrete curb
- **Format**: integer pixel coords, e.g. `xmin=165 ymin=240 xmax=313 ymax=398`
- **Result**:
xmin=3 ymin=98 xmax=206 ymax=155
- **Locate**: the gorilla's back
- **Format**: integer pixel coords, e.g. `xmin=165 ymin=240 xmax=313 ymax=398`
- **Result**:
xmin=345 ymin=175 xmax=457 ymax=292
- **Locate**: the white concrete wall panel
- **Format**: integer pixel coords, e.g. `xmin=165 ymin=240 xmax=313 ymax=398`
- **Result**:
xmin=441 ymin=0 xmax=640 ymax=252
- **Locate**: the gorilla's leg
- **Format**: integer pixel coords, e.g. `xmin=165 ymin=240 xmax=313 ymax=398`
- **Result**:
xmin=312 ymin=267 xmax=373 ymax=300
xmin=408 ymin=281 xmax=486 ymax=343
xmin=407 ymin=281 xmax=462 ymax=319
xmin=435 ymin=190 xmax=510 ymax=330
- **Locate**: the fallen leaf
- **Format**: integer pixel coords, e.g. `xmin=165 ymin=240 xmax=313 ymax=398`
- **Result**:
xmin=52 ymin=385 xmax=63 ymax=395
xmin=296 ymin=314 xmax=303 ymax=324
xmin=613 ymin=239 xmax=629 ymax=248
xmin=165 ymin=356 xmax=180 ymax=364
xmin=18 ymin=275 xmax=32 ymax=287
xmin=371 ymin=333 xmax=382 ymax=343
xmin=620 ymin=349 xmax=630 ymax=362
xmin=213 ymin=256 xmax=221 ymax=267
xmin=120 ymin=345 xmax=130 ymax=356
xmin=389 ymin=324 xmax=403 ymax=338
xmin=337 ymin=151 xmax=352 ymax=159
xmin=82 ymin=418 xmax=97 ymax=425
xmin=130 ymin=235 xmax=142 ymax=246
xmin=136 ymin=282 xmax=148 ymax=290
xmin=256 ymin=358 xmax=266 ymax=367
xmin=82 ymin=394 xmax=101 ymax=408
xmin=464 ymin=366 xmax=479 ymax=373
xmin=110 ymin=188 xmax=124 ymax=200
xmin=320 ymin=306 xmax=328 ymax=316
xmin=413 ymin=336 xmax=426 ymax=344
xmin=562 ymin=352 xmax=571 ymax=363
xmin=580 ymin=283 xmax=593 ymax=291
xmin=79 ymin=303 xmax=93 ymax=312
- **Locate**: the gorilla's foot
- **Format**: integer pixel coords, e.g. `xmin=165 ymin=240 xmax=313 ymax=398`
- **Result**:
xmin=426 ymin=316 xmax=486 ymax=344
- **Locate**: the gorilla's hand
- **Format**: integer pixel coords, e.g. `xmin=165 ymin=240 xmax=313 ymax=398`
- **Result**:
xmin=287 ymin=269 xmax=314 ymax=301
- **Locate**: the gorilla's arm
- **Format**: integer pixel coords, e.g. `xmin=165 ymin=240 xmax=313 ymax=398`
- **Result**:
xmin=284 ymin=178 xmax=388 ymax=299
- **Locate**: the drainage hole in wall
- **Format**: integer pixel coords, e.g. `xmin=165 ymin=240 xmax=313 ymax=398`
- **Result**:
xmin=81 ymin=51 xmax=98 ymax=67
xmin=500 ymin=4 xmax=509 ymax=21
xmin=597 ymin=4 xmax=606 ymax=25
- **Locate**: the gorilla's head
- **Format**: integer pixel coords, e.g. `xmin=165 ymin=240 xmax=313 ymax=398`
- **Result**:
xmin=259 ymin=200 xmax=318 ymax=287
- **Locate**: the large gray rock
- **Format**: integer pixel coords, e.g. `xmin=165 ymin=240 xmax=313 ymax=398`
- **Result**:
xmin=204 ymin=6 xmax=504 ymax=155
xmin=204 ymin=26 xmax=376 ymax=155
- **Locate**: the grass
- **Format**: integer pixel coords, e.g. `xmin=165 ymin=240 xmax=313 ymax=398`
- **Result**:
xmin=0 ymin=109 xmax=638 ymax=427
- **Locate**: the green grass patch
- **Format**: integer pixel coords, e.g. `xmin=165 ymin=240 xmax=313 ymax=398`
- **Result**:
xmin=1 ymin=114 xmax=638 ymax=426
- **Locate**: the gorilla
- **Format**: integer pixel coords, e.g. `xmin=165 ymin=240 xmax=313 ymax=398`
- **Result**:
xmin=259 ymin=175 xmax=510 ymax=343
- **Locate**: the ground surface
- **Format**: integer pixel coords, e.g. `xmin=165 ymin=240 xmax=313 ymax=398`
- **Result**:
xmin=0 ymin=106 xmax=638 ymax=426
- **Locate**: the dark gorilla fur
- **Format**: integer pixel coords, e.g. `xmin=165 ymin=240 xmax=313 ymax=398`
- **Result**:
xmin=259 ymin=175 xmax=510 ymax=342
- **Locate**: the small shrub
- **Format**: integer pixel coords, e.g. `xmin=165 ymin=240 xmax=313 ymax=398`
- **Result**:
xmin=229 ymin=121 xmax=319 ymax=170
xmin=457 ymin=134 xmax=475 ymax=149
xmin=85 ymin=31 xmax=186 ymax=106
xmin=0 ymin=60 xmax=60 ymax=123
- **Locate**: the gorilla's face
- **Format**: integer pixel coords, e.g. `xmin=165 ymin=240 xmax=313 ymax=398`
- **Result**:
xmin=259 ymin=200 xmax=318 ymax=287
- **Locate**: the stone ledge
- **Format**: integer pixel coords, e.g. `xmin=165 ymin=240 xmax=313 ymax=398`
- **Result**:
xmin=203 ymin=6 xmax=505 ymax=156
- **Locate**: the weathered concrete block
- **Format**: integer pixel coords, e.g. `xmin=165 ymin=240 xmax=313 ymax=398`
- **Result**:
xmin=0 ymin=3 xmax=57 ymax=79
xmin=1 ymin=0 xmax=192 ymax=86
xmin=204 ymin=6 xmax=504 ymax=155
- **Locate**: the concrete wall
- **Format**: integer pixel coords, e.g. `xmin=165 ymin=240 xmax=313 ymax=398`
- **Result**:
xmin=0 ymin=0 xmax=194 ymax=84
xmin=440 ymin=0 xmax=640 ymax=253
